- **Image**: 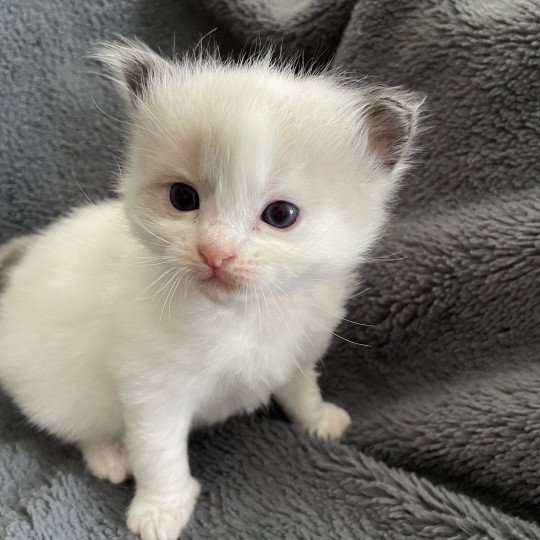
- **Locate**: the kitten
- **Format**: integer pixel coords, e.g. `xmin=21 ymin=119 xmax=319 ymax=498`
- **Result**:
xmin=0 ymin=40 xmax=421 ymax=540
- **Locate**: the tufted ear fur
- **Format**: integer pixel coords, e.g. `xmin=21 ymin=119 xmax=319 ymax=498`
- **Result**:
xmin=360 ymin=89 xmax=423 ymax=171
xmin=93 ymin=39 xmax=172 ymax=105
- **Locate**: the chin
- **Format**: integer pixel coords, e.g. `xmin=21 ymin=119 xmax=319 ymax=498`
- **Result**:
xmin=201 ymin=286 xmax=233 ymax=304
xmin=197 ymin=276 xmax=241 ymax=305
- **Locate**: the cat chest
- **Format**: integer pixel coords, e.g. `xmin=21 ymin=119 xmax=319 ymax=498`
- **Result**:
xmin=178 ymin=305 xmax=308 ymax=376
xmin=210 ymin=324 xmax=298 ymax=386
xmin=196 ymin=312 xmax=308 ymax=390
xmin=190 ymin=325 xmax=300 ymax=425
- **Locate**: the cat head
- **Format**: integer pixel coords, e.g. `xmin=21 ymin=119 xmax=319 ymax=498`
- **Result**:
xmin=97 ymin=40 xmax=422 ymax=304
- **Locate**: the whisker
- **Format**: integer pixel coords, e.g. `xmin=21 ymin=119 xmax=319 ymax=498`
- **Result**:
xmin=261 ymin=281 xmax=308 ymax=379
xmin=160 ymin=268 xmax=184 ymax=321
xmin=136 ymin=237 xmax=171 ymax=249
xmin=131 ymin=258 xmax=178 ymax=267
xmin=138 ymin=265 xmax=177 ymax=299
xmin=350 ymin=287 xmax=371 ymax=299
xmin=363 ymin=255 xmax=405 ymax=263
xmin=254 ymin=285 xmax=263 ymax=335
xmin=167 ymin=270 xmax=186 ymax=319
xmin=305 ymin=312 xmax=371 ymax=348
xmin=128 ymin=212 xmax=173 ymax=247
xmin=232 ymin=283 xmax=242 ymax=309
xmin=258 ymin=280 xmax=270 ymax=315
xmin=74 ymin=177 xmax=96 ymax=206
xmin=183 ymin=274 xmax=193 ymax=301
xmin=314 ymin=306 xmax=374 ymax=327
xmin=134 ymin=255 xmax=177 ymax=260
xmin=270 ymin=279 xmax=371 ymax=347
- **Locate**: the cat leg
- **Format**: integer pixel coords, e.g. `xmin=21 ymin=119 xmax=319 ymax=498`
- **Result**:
xmin=124 ymin=402 xmax=200 ymax=540
xmin=80 ymin=439 xmax=132 ymax=484
xmin=274 ymin=365 xmax=351 ymax=440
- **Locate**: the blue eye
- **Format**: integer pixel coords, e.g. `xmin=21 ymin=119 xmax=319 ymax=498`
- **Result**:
xmin=261 ymin=201 xmax=299 ymax=229
xmin=170 ymin=182 xmax=199 ymax=211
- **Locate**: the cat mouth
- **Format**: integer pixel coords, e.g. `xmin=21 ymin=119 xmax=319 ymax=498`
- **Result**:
xmin=202 ymin=273 xmax=237 ymax=291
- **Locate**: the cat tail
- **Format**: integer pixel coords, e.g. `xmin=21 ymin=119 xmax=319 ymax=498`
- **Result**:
xmin=0 ymin=236 xmax=34 ymax=293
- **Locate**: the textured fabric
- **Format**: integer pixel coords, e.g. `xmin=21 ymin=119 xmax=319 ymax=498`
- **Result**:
xmin=1 ymin=0 xmax=540 ymax=538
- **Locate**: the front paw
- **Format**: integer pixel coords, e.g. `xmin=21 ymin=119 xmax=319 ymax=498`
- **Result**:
xmin=127 ymin=479 xmax=201 ymax=540
xmin=306 ymin=402 xmax=351 ymax=440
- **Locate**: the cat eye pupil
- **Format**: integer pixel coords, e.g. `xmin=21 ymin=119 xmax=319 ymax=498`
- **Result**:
xmin=261 ymin=201 xmax=299 ymax=229
xmin=170 ymin=182 xmax=199 ymax=211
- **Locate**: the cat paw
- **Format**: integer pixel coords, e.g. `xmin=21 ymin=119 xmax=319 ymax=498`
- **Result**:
xmin=81 ymin=440 xmax=132 ymax=484
xmin=127 ymin=480 xmax=201 ymax=540
xmin=306 ymin=402 xmax=351 ymax=440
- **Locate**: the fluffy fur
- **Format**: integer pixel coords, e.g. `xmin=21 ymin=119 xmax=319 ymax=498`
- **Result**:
xmin=0 ymin=40 xmax=420 ymax=540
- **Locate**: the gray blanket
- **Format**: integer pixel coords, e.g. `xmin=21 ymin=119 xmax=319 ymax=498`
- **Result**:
xmin=1 ymin=0 xmax=539 ymax=538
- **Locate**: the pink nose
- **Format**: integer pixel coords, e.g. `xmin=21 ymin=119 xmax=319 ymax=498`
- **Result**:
xmin=198 ymin=243 xmax=236 ymax=272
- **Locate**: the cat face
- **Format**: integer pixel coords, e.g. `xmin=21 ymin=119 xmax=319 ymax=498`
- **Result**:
xmin=98 ymin=41 xmax=420 ymax=303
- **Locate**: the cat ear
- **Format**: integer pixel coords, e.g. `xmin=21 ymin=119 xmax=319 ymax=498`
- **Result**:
xmin=360 ymin=89 xmax=423 ymax=171
xmin=94 ymin=39 xmax=171 ymax=105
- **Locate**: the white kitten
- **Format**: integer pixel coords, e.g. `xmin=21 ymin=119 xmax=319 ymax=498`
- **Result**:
xmin=0 ymin=40 xmax=420 ymax=540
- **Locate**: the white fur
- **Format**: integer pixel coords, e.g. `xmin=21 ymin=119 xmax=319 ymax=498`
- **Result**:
xmin=0 ymin=41 xmax=419 ymax=540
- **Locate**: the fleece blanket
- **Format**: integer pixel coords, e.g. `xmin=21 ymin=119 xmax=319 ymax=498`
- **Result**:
xmin=1 ymin=0 xmax=539 ymax=538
